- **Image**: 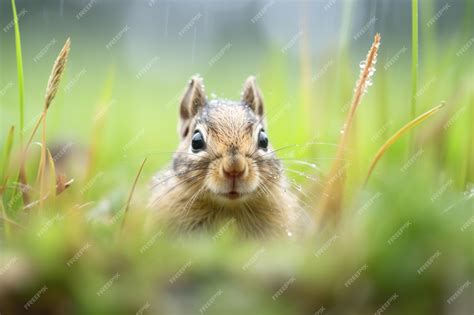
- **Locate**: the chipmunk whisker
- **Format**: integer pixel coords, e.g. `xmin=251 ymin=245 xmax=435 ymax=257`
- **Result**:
xmin=150 ymin=167 xmax=212 ymax=190
xmin=253 ymin=159 xmax=325 ymax=177
xmin=183 ymin=184 xmax=206 ymax=218
xmin=242 ymin=201 xmax=265 ymax=236
xmin=258 ymin=170 xmax=318 ymax=201
xmin=130 ymin=150 xmax=212 ymax=162
xmin=257 ymin=176 xmax=312 ymax=221
xmin=280 ymin=167 xmax=322 ymax=183
xmin=250 ymin=141 xmax=344 ymax=160
xmin=150 ymin=173 xmax=208 ymax=207
xmin=159 ymin=178 xmax=206 ymax=217
xmin=255 ymin=165 xmax=321 ymax=186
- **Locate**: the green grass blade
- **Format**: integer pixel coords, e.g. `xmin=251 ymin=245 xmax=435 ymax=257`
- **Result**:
xmin=410 ymin=0 xmax=418 ymax=120
xmin=1 ymin=126 xmax=15 ymax=185
xmin=364 ymin=102 xmax=445 ymax=186
xmin=11 ymin=0 xmax=25 ymax=144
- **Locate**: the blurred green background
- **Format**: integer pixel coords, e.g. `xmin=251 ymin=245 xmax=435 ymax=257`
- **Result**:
xmin=0 ymin=0 xmax=473 ymax=314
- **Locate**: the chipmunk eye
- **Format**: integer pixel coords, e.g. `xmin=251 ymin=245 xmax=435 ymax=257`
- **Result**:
xmin=258 ymin=130 xmax=268 ymax=150
xmin=191 ymin=130 xmax=205 ymax=152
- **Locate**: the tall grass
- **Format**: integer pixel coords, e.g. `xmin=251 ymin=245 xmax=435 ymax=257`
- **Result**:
xmin=315 ymin=34 xmax=380 ymax=227
xmin=411 ymin=0 xmax=419 ymax=121
xmin=11 ymin=0 xmax=25 ymax=143
xmin=298 ymin=2 xmax=312 ymax=141
xmin=38 ymin=38 xmax=71 ymax=207
xmin=464 ymin=0 xmax=474 ymax=187
xmin=15 ymin=39 xmax=71 ymax=209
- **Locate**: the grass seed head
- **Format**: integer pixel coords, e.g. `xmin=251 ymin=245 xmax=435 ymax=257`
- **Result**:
xmin=44 ymin=38 xmax=71 ymax=110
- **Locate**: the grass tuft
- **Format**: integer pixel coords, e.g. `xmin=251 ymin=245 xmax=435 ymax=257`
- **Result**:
xmin=13 ymin=38 xmax=71 ymax=210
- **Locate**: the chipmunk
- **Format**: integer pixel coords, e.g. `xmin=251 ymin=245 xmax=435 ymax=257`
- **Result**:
xmin=148 ymin=75 xmax=304 ymax=238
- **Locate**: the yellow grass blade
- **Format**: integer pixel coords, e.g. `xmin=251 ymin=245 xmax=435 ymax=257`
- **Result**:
xmin=364 ymin=102 xmax=445 ymax=186
xmin=46 ymin=148 xmax=57 ymax=196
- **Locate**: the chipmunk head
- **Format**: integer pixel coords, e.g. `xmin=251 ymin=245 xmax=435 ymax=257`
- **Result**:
xmin=173 ymin=75 xmax=282 ymax=203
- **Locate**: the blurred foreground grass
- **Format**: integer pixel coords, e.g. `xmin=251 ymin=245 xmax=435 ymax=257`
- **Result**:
xmin=1 ymin=1 xmax=473 ymax=314
xmin=0 ymin=173 xmax=472 ymax=314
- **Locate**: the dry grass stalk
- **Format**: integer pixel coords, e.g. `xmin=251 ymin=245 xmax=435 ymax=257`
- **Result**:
xmin=23 ymin=38 xmax=71 ymax=151
xmin=46 ymin=148 xmax=73 ymax=196
xmin=121 ymin=158 xmax=148 ymax=232
xmin=38 ymin=38 xmax=71 ymax=207
xmin=56 ymin=174 xmax=74 ymax=196
xmin=315 ymin=33 xmax=381 ymax=227
xmin=17 ymin=38 xmax=71 ymax=209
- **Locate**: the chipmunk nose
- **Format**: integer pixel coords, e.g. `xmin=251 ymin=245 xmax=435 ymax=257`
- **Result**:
xmin=222 ymin=155 xmax=246 ymax=179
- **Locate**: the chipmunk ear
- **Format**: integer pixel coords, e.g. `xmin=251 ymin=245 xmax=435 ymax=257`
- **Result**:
xmin=179 ymin=75 xmax=206 ymax=138
xmin=241 ymin=76 xmax=264 ymax=117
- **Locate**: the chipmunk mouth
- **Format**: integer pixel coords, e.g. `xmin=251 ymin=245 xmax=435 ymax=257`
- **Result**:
xmin=219 ymin=191 xmax=245 ymax=200
xmin=215 ymin=188 xmax=256 ymax=201
xmin=226 ymin=191 xmax=241 ymax=200
xmin=207 ymin=175 xmax=258 ymax=201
